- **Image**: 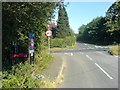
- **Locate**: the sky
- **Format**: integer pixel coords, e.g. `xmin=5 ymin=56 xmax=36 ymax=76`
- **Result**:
xmin=54 ymin=2 xmax=115 ymax=33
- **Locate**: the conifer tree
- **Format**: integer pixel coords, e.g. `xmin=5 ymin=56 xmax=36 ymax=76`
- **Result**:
xmin=56 ymin=2 xmax=71 ymax=38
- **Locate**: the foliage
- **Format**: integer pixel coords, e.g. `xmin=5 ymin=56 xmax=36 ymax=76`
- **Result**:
xmin=51 ymin=36 xmax=76 ymax=48
xmin=2 ymin=50 xmax=54 ymax=88
xmin=105 ymin=0 xmax=120 ymax=32
xmin=105 ymin=0 xmax=120 ymax=43
xmin=77 ymin=1 xmax=120 ymax=45
xmin=2 ymin=2 xmax=59 ymax=88
xmin=108 ymin=45 xmax=120 ymax=55
xmin=56 ymin=3 xmax=72 ymax=38
xmin=77 ymin=16 xmax=109 ymax=45
xmin=2 ymin=62 xmax=40 ymax=88
xmin=2 ymin=2 xmax=57 ymax=64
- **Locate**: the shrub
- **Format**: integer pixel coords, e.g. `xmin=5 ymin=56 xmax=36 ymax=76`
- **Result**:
xmin=2 ymin=49 xmax=54 ymax=88
xmin=2 ymin=62 xmax=40 ymax=88
xmin=108 ymin=45 xmax=120 ymax=55
xmin=50 ymin=36 xmax=76 ymax=48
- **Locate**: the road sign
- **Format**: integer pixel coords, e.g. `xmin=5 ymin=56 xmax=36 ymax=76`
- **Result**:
xmin=46 ymin=30 xmax=52 ymax=37
xmin=30 ymin=39 xmax=34 ymax=49
xmin=29 ymin=49 xmax=34 ymax=53
xmin=29 ymin=32 xmax=34 ymax=39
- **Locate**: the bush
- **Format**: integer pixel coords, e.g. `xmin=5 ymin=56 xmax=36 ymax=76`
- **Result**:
xmin=50 ymin=36 xmax=76 ymax=48
xmin=2 ymin=62 xmax=40 ymax=88
xmin=108 ymin=45 xmax=120 ymax=55
xmin=2 ymin=49 xmax=54 ymax=88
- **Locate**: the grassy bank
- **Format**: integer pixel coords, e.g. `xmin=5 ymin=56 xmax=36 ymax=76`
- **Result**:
xmin=2 ymin=49 xmax=57 ymax=88
xmin=108 ymin=45 xmax=120 ymax=55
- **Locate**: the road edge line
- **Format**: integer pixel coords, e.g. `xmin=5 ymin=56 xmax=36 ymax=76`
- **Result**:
xmin=53 ymin=58 xmax=66 ymax=86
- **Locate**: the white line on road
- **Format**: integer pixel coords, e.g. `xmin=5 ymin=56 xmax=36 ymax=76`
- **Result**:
xmin=64 ymin=53 xmax=68 ymax=55
xmin=88 ymin=47 xmax=94 ymax=49
xmin=88 ymin=46 xmax=91 ymax=48
xmin=86 ymin=55 xmax=93 ymax=61
xmin=71 ymin=53 xmax=73 ymax=56
xmin=95 ymin=63 xmax=113 ymax=79
xmin=96 ymin=51 xmax=105 ymax=55
xmin=84 ymin=44 xmax=87 ymax=45
xmin=80 ymin=52 xmax=84 ymax=54
xmin=114 ymin=55 xmax=118 ymax=58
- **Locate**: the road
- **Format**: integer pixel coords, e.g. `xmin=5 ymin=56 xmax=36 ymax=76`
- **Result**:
xmin=52 ymin=43 xmax=118 ymax=88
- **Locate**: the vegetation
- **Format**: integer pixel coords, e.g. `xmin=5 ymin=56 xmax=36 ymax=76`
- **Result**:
xmin=51 ymin=36 xmax=76 ymax=48
xmin=77 ymin=0 xmax=120 ymax=45
xmin=2 ymin=1 xmax=73 ymax=88
xmin=56 ymin=2 xmax=72 ymax=38
xmin=2 ymin=2 xmax=59 ymax=88
xmin=108 ymin=45 xmax=120 ymax=55
xmin=2 ymin=51 xmax=55 ymax=88
xmin=105 ymin=0 xmax=120 ymax=44
xmin=2 ymin=2 xmax=57 ymax=68
xmin=77 ymin=16 xmax=108 ymax=45
xmin=50 ymin=2 xmax=76 ymax=49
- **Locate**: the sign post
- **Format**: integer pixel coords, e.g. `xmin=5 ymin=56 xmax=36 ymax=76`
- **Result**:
xmin=28 ymin=32 xmax=35 ymax=64
xmin=46 ymin=30 xmax=52 ymax=54
xmin=48 ymin=36 xmax=50 ymax=54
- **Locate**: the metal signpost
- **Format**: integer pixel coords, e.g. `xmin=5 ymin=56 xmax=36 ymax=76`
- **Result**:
xmin=46 ymin=30 xmax=52 ymax=54
xmin=28 ymin=32 xmax=35 ymax=64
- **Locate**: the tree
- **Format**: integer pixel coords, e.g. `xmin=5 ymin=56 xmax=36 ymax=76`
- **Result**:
xmin=56 ymin=2 xmax=71 ymax=38
xmin=77 ymin=17 xmax=109 ymax=44
xmin=77 ymin=25 xmax=86 ymax=41
xmin=2 ymin=2 xmax=57 ymax=64
xmin=105 ymin=0 xmax=120 ymax=43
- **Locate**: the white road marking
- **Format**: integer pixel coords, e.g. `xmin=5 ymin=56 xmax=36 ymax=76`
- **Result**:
xmin=86 ymin=55 xmax=93 ymax=61
xmin=114 ymin=55 xmax=118 ymax=58
xmin=95 ymin=46 xmax=98 ymax=48
xmin=88 ymin=46 xmax=91 ymax=48
xmin=80 ymin=52 xmax=84 ymax=54
xmin=95 ymin=63 xmax=113 ymax=79
xmin=96 ymin=51 xmax=105 ymax=55
xmin=99 ymin=46 xmax=102 ymax=48
xmin=84 ymin=44 xmax=87 ymax=45
xmin=64 ymin=53 xmax=68 ymax=55
xmin=71 ymin=53 xmax=73 ymax=56
xmin=88 ymin=46 xmax=94 ymax=49
xmin=95 ymin=46 xmax=102 ymax=48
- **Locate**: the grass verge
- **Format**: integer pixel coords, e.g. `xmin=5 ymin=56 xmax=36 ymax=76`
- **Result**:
xmin=108 ymin=45 xmax=120 ymax=55
xmin=2 ymin=49 xmax=58 ymax=88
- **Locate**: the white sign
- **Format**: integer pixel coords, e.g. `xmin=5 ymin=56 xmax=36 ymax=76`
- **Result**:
xmin=46 ymin=30 xmax=52 ymax=37
xmin=29 ymin=50 xmax=34 ymax=53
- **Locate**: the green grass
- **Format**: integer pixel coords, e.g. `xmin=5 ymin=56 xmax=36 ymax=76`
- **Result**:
xmin=2 ymin=49 xmax=57 ymax=88
xmin=108 ymin=45 xmax=120 ymax=55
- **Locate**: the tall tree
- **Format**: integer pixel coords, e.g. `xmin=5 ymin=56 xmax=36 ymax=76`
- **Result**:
xmin=77 ymin=17 xmax=109 ymax=44
xmin=105 ymin=0 xmax=120 ymax=43
xmin=56 ymin=3 xmax=71 ymax=38
xmin=2 ymin=2 xmax=57 ymax=62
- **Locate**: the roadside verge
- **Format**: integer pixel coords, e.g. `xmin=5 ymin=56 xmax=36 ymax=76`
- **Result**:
xmin=41 ymin=53 xmax=66 ymax=87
